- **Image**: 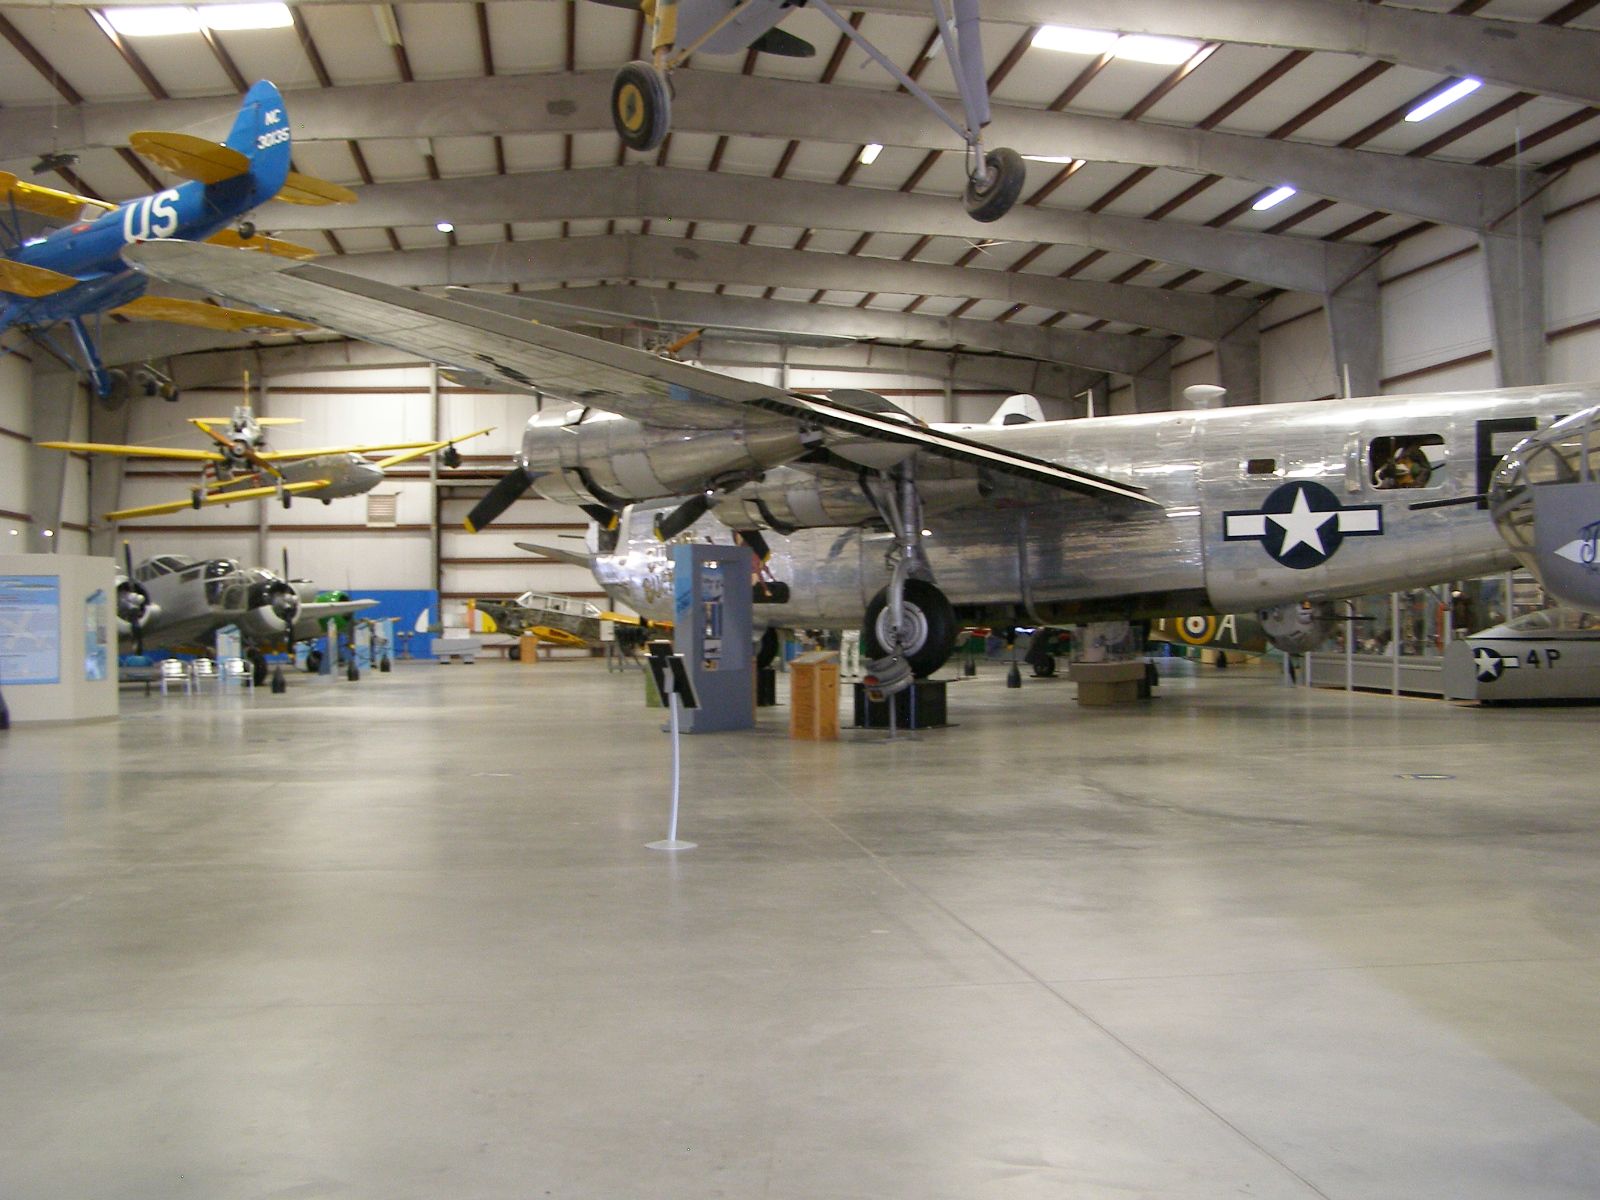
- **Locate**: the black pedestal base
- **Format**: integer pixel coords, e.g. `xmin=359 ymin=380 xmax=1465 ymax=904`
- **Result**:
xmin=852 ymin=678 xmax=948 ymax=729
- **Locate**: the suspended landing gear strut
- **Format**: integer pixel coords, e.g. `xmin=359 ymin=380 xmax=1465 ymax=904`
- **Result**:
xmin=861 ymin=463 xmax=957 ymax=695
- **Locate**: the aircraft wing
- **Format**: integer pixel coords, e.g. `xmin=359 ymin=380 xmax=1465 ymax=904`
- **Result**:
xmin=0 ymin=257 xmax=78 ymax=298
xmin=205 ymin=229 xmax=319 ymax=261
xmin=256 ymin=428 xmax=494 ymax=464
xmin=129 ymin=131 xmax=249 ymax=184
xmin=124 ymin=241 xmax=1158 ymax=508
xmin=515 ymin=541 xmax=595 ymax=568
xmin=371 ymin=427 xmax=496 ymax=469
xmin=106 ymin=478 xmax=329 ymax=522
xmin=36 ymin=440 xmax=226 ymax=462
xmin=292 ymin=599 xmax=379 ymax=643
xmin=277 ymin=172 xmax=358 ymax=206
xmin=110 ymin=294 xmax=317 ymax=334
xmin=0 ymin=170 xmax=117 ymax=221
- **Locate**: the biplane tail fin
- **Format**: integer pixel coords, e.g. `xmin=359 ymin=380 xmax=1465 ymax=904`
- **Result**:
xmin=223 ymin=80 xmax=292 ymax=204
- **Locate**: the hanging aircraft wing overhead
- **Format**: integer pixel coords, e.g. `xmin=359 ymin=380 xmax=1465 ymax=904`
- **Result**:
xmin=110 ymin=294 xmax=316 ymax=334
xmin=124 ymin=241 xmax=1157 ymax=508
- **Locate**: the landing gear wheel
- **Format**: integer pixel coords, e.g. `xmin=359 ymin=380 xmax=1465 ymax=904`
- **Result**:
xmin=97 ymin=368 xmax=130 ymax=411
xmin=441 ymin=445 xmax=462 ymax=469
xmin=508 ymin=644 xmax=522 ymax=662
xmin=612 ymin=61 xmax=671 ymax=152
xmin=305 ymin=648 xmax=323 ymax=673
xmin=238 ymin=221 xmax=256 ymax=241
xmin=247 ymin=649 xmax=268 ymax=687
xmin=863 ymin=579 xmax=957 ymax=677
xmin=964 ymin=146 xmax=1025 ymax=223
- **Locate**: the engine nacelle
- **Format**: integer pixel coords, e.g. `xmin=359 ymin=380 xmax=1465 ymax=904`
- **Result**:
xmin=1258 ymin=600 xmax=1337 ymax=654
xmin=1489 ymin=407 xmax=1600 ymax=610
xmin=237 ymin=579 xmax=301 ymax=639
xmin=518 ymin=408 xmax=808 ymax=507
xmin=115 ymin=579 xmax=156 ymax=632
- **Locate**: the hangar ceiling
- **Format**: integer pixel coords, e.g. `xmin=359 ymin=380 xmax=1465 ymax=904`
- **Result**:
xmin=1 ymin=0 xmax=1597 ymax=378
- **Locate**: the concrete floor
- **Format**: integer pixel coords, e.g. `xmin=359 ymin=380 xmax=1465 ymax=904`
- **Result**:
xmin=2 ymin=658 xmax=1598 ymax=1199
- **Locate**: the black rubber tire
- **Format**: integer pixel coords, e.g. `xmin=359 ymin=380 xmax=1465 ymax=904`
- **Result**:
xmin=964 ymin=147 xmax=1025 ymax=223
xmin=508 ymin=644 xmax=522 ymax=662
xmin=612 ymin=61 xmax=671 ymax=152
xmin=238 ymin=221 xmax=256 ymax=241
xmin=248 ymin=649 xmax=268 ymax=687
xmin=305 ymin=649 xmax=323 ymax=673
xmin=755 ymin=628 xmax=780 ymax=671
xmin=862 ymin=579 xmax=957 ymax=678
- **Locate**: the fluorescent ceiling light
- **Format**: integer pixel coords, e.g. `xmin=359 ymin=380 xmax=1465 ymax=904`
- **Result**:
xmin=1032 ymin=26 xmax=1118 ymax=56
xmin=104 ymin=7 xmax=201 ymax=36
xmin=1251 ymin=185 xmax=1297 ymax=211
xmin=104 ymin=4 xmax=292 ymax=36
xmin=1031 ymin=26 xmax=1201 ymax=65
xmin=1112 ymin=34 xmax=1202 ymax=65
xmin=199 ymin=4 xmax=293 ymax=32
xmin=859 ymin=143 xmax=883 ymax=165
xmin=1023 ymin=155 xmax=1076 ymax=164
xmin=1404 ymin=77 xmax=1482 ymax=123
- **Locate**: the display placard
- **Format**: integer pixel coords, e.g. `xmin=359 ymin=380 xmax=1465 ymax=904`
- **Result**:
xmin=0 ymin=575 xmax=62 ymax=684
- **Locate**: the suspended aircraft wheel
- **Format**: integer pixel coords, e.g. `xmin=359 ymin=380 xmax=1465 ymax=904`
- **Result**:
xmin=612 ymin=61 xmax=671 ymax=152
xmin=863 ymin=579 xmax=957 ymax=677
xmin=96 ymin=368 xmax=131 ymax=412
xmin=238 ymin=221 xmax=256 ymax=241
xmin=963 ymin=147 xmax=1025 ymax=223
xmin=442 ymin=446 xmax=462 ymax=469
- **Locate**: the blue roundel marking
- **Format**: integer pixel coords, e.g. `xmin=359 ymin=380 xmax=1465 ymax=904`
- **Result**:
xmin=1222 ymin=480 xmax=1384 ymax=571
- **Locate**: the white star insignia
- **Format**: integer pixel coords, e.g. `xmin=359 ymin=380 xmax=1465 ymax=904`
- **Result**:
xmin=1268 ymin=487 xmax=1336 ymax=558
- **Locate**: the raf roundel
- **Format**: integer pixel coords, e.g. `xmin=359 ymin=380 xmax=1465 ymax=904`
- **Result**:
xmin=1222 ymin=480 xmax=1384 ymax=570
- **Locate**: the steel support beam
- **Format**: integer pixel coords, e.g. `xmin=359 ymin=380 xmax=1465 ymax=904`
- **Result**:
xmin=1132 ymin=352 xmax=1174 ymax=414
xmin=0 ymin=73 xmax=1524 ymax=231
xmin=456 ymin=284 xmax=1170 ymax=378
xmin=693 ymin=335 xmax=1103 ymax=404
xmin=19 ymin=0 xmax=1596 ymax=106
xmin=1215 ymin=317 xmax=1262 ymax=408
xmin=854 ymin=0 xmax=1600 ymax=110
xmin=262 ymin=167 xmax=1377 ymax=295
xmin=333 ymin=235 xmax=1259 ymax=342
xmin=1481 ymin=206 xmax=1547 ymax=387
xmin=25 ymin=364 xmax=76 ymax=554
xmin=1325 ymin=266 xmax=1382 ymax=399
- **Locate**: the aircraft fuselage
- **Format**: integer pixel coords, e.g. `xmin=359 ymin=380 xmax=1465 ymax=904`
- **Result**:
xmin=582 ymin=383 xmax=1595 ymax=628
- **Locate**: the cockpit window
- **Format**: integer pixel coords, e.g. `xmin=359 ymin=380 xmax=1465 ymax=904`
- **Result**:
xmin=1371 ymin=434 xmax=1445 ymax=489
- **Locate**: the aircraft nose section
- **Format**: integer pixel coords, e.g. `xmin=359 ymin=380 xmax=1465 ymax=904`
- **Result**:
xmin=356 ymin=462 xmax=385 ymax=488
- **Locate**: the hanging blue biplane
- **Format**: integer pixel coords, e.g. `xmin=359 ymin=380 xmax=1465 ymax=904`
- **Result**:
xmin=0 ymin=79 xmax=350 ymax=404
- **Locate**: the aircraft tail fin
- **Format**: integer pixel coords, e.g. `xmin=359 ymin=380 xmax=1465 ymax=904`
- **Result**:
xmin=223 ymin=80 xmax=292 ymax=203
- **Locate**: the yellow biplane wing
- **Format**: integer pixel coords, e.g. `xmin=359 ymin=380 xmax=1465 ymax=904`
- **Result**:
xmin=277 ymin=172 xmax=358 ymax=206
xmin=191 ymin=416 xmax=303 ymax=428
xmin=205 ymin=229 xmax=319 ymax=260
xmin=128 ymin=131 xmax=249 ymax=184
xmin=36 ymin=440 xmax=225 ymax=463
xmin=258 ymin=427 xmax=494 ymax=463
xmin=371 ymin=427 xmax=495 ymax=469
xmin=106 ymin=478 xmax=329 ymax=522
xmin=0 ymin=257 xmax=78 ymax=298
xmin=110 ymin=294 xmax=316 ymax=334
xmin=0 ymin=170 xmax=116 ymax=221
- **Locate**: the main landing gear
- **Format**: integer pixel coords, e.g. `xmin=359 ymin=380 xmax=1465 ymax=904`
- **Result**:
xmin=860 ymin=462 xmax=957 ymax=694
xmin=606 ymin=0 xmax=1024 ymax=223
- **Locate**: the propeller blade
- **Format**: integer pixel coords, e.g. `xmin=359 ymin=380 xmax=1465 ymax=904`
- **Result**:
xmin=653 ymin=492 xmax=712 ymax=542
xmin=464 ymin=465 xmax=533 ymax=532
xmin=121 ymin=541 xmax=145 ymax=657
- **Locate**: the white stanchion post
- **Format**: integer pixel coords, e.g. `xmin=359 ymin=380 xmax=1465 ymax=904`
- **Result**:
xmin=648 ymin=674 xmax=696 ymax=851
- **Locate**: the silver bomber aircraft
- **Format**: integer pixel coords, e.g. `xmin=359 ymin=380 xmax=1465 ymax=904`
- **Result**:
xmin=123 ymin=240 xmax=1600 ymax=689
